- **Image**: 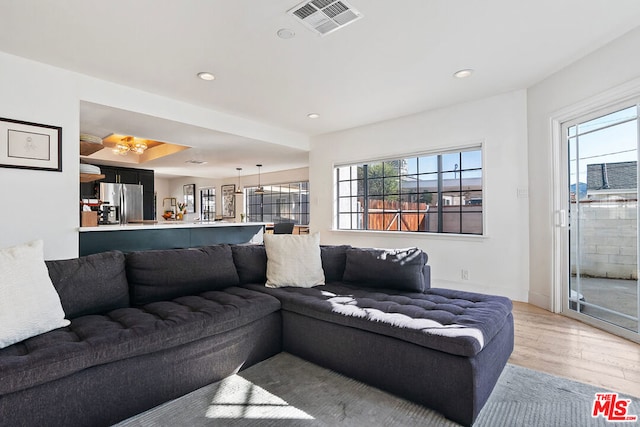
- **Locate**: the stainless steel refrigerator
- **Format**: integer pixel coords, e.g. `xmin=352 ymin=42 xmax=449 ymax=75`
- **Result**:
xmin=99 ymin=183 xmax=144 ymax=224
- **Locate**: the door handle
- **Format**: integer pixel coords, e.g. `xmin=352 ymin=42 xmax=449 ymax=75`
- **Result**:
xmin=558 ymin=209 xmax=567 ymax=227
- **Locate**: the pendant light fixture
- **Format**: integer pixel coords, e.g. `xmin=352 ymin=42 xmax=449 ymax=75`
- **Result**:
xmin=234 ymin=168 xmax=244 ymax=195
xmin=255 ymin=164 xmax=265 ymax=195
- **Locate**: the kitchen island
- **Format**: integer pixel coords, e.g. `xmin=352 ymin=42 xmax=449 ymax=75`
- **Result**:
xmin=79 ymin=221 xmax=265 ymax=256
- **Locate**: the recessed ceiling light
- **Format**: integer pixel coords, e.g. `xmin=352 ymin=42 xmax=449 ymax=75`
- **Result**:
xmin=307 ymin=113 xmax=320 ymax=119
xmin=197 ymin=72 xmax=215 ymax=81
xmin=453 ymin=69 xmax=474 ymax=79
xmin=277 ymin=28 xmax=296 ymax=39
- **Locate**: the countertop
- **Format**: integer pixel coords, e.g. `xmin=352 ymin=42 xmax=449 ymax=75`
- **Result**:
xmin=79 ymin=221 xmax=266 ymax=232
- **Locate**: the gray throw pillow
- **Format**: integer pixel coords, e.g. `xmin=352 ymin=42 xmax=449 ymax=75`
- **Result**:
xmin=231 ymin=244 xmax=267 ymax=284
xmin=46 ymin=250 xmax=129 ymax=318
xmin=342 ymin=247 xmax=428 ymax=292
xmin=320 ymin=245 xmax=351 ymax=282
xmin=127 ymin=245 xmax=240 ymax=305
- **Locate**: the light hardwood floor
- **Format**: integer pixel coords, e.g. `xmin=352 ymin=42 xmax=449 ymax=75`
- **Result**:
xmin=510 ymin=302 xmax=640 ymax=397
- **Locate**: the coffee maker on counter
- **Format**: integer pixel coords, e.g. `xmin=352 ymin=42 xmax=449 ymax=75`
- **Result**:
xmin=99 ymin=203 xmax=120 ymax=225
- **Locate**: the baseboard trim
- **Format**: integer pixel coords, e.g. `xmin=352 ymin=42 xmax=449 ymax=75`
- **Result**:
xmin=527 ymin=291 xmax=552 ymax=311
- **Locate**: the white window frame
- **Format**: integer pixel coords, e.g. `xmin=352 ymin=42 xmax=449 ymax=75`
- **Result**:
xmin=334 ymin=145 xmax=484 ymax=236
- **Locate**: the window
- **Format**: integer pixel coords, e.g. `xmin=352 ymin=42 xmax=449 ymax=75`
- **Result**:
xmin=336 ymin=148 xmax=483 ymax=234
xmin=200 ymin=187 xmax=216 ymax=220
xmin=246 ymin=181 xmax=310 ymax=225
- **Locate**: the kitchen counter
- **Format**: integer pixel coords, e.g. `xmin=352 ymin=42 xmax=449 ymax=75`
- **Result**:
xmin=79 ymin=221 xmax=265 ymax=256
xmin=78 ymin=221 xmax=266 ymax=232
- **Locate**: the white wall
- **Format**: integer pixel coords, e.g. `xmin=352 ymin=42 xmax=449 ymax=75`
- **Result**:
xmin=154 ymin=176 xmax=170 ymax=220
xmin=0 ymin=53 xmax=80 ymax=259
xmin=527 ymin=27 xmax=640 ymax=310
xmin=310 ymin=91 xmax=530 ymax=301
xmin=0 ymin=50 xmax=307 ymax=259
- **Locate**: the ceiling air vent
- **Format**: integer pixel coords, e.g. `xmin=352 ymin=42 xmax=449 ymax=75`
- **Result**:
xmin=288 ymin=0 xmax=362 ymax=36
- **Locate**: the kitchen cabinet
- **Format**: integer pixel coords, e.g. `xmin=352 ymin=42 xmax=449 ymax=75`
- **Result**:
xmin=78 ymin=223 xmax=265 ymax=256
xmin=100 ymin=167 xmax=118 ymax=184
xmin=137 ymin=170 xmax=154 ymax=189
xmin=99 ymin=166 xmax=153 ymax=185
xmin=94 ymin=165 xmax=156 ymax=220
xmin=117 ymin=168 xmax=139 ymax=185
xmin=138 ymin=170 xmax=155 ymax=220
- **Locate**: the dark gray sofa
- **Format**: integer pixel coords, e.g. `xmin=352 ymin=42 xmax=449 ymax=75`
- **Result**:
xmin=241 ymin=244 xmax=514 ymax=426
xmin=0 ymin=243 xmax=513 ymax=427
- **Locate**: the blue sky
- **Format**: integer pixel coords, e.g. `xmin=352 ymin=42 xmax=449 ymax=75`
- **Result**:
xmin=569 ymin=105 xmax=637 ymax=185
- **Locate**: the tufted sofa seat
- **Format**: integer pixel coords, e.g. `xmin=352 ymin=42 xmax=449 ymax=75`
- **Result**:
xmin=0 ymin=287 xmax=280 ymax=397
xmin=0 ymin=247 xmax=283 ymax=427
xmin=236 ymin=244 xmax=514 ymax=426
xmin=247 ymin=283 xmax=512 ymax=358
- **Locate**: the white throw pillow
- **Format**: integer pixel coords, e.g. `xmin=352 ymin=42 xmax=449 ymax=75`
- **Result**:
xmin=264 ymin=233 xmax=325 ymax=288
xmin=0 ymin=240 xmax=70 ymax=349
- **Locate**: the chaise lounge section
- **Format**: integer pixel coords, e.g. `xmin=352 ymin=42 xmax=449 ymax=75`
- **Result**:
xmin=241 ymin=244 xmax=514 ymax=426
xmin=0 ymin=241 xmax=513 ymax=426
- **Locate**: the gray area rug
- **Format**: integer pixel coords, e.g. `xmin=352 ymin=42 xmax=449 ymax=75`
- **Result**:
xmin=115 ymin=352 xmax=639 ymax=427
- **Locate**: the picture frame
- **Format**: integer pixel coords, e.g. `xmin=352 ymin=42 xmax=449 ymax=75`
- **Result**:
xmin=183 ymin=183 xmax=196 ymax=213
xmin=221 ymin=184 xmax=236 ymax=218
xmin=0 ymin=117 xmax=62 ymax=172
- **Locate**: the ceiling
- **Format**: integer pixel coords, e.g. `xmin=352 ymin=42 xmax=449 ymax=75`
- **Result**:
xmin=2 ymin=0 xmax=640 ymax=178
xmin=79 ymin=102 xmax=309 ymax=178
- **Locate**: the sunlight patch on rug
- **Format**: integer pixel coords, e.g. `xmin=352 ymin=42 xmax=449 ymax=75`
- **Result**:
xmin=205 ymin=375 xmax=314 ymax=420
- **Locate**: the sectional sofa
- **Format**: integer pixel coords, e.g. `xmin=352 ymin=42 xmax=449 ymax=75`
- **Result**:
xmin=0 ymin=239 xmax=513 ymax=427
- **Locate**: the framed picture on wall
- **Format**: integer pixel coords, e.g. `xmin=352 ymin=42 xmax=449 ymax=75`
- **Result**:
xmin=222 ymin=184 xmax=236 ymax=218
xmin=0 ymin=117 xmax=62 ymax=172
xmin=183 ymin=184 xmax=196 ymax=213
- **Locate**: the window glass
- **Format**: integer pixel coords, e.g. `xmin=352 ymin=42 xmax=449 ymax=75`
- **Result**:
xmin=404 ymin=157 xmax=418 ymax=175
xmin=200 ymin=187 xmax=216 ymax=221
xmin=461 ymin=150 xmax=482 ymax=169
xmin=246 ymin=181 xmax=310 ymax=225
xmin=368 ymin=178 xmax=384 ymax=196
xmin=337 ymin=166 xmax=352 ymax=181
xmin=577 ymin=105 xmax=637 ymax=135
xmin=367 ymin=162 xmax=383 ymax=178
xmin=418 ymin=155 xmax=438 ymax=173
xmin=335 ymin=147 xmax=483 ymax=235
xmin=441 ymin=152 xmax=461 ymax=172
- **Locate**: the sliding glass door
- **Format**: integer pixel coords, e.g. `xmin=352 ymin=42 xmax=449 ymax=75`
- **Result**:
xmin=565 ymin=103 xmax=639 ymax=336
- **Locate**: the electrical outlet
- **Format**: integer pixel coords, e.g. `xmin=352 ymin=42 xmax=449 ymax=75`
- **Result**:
xmin=461 ymin=269 xmax=469 ymax=280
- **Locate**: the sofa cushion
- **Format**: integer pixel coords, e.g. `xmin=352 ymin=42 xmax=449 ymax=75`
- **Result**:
xmin=127 ymin=245 xmax=240 ymax=306
xmin=231 ymin=244 xmax=267 ymax=284
xmin=233 ymin=244 xmax=349 ymax=285
xmin=246 ymin=283 xmax=512 ymax=357
xmin=0 ymin=287 xmax=281 ymax=396
xmin=320 ymin=245 xmax=351 ymax=283
xmin=46 ymin=251 xmax=129 ymax=318
xmin=264 ymin=234 xmax=325 ymax=288
xmin=342 ymin=247 xmax=428 ymax=292
xmin=0 ymin=240 xmax=70 ymax=349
